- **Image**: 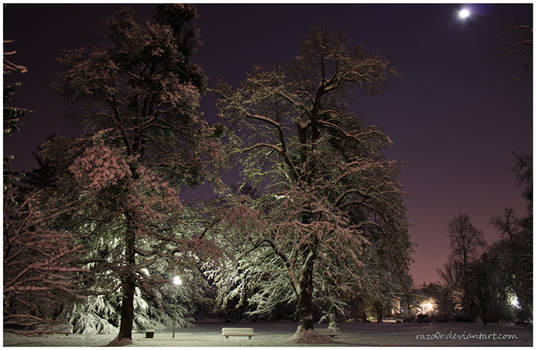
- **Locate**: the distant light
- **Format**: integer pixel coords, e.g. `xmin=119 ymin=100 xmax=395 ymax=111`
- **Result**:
xmin=422 ymin=302 xmax=433 ymax=312
xmin=172 ymin=276 xmax=182 ymax=286
xmin=458 ymin=8 xmax=471 ymax=19
xmin=419 ymin=299 xmax=436 ymax=314
xmin=510 ymin=295 xmax=520 ymax=309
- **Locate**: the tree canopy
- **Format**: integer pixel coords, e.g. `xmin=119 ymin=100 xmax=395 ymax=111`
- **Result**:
xmin=213 ymin=26 xmax=411 ymax=342
xmin=52 ymin=5 xmax=222 ymax=343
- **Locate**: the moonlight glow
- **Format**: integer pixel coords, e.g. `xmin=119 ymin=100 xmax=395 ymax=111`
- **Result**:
xmin=458 ymin=8 xmax=471 ymax=19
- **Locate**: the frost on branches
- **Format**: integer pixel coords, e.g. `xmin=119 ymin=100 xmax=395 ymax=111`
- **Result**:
xmin=59 ymin=132 xmax=218 ymax=342
xmin=213 ymin=26 xmax=412 ymax=342
xmin=66 ymin=283 xmax=199 ymax=335
xmin=4 ymin=39 xmax=33 ymax=201
xmin=52 ymin=5 xmax=223 ymax=343
xmin=3 ymin=187 xmax=85 ymax=335
xmin=4 ymin=49 xmax=86 ymax=334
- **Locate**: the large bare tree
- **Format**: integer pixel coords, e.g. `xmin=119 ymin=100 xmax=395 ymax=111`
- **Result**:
xmin=447 ymin=213 xmax=485 ymax=315
xmin=214 ymin=26 xmax=411 ymax=342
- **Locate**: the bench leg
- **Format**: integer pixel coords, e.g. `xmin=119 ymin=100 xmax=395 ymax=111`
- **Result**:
xmin=248 ymin=336 xmax=251 ymax=340
xmin=225 ymin=336 xmax=228 ymax=339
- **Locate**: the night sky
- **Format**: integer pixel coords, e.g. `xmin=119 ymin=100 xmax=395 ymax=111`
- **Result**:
xmin=3 ymin=3 xmax=533 ymax=286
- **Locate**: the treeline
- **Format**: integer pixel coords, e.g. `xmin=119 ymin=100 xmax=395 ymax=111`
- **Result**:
xmin=402 ymin=156 xmax=532 ymax=325
xmin=4 ymin=5 xmax=412 ymax=343
xmin=3 ymin=4 xmax=530 ymax=345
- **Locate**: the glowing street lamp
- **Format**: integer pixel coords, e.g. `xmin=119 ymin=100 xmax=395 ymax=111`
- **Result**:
xmin=509 ymin=294 xmax=520 ymax=309
xmin=419 ymin=299 xmax=436 ymax=314
xmin=172 ymin=276 xmax=182 ymax=338
xmin=422 ymin=302 xmax=434 ymax=313
xmin=173 ymin=276 xmax=183 ymax=287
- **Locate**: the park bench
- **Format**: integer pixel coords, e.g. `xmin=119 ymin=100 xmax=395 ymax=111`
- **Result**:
xmin=315 ymin=328 xmax=340 ymax=339
xmin=221 ymin=327 xmax=256 ymax=340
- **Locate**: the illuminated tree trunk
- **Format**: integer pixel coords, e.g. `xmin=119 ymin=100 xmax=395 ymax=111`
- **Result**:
xmin=53 ymin=5 xmax=213 ymax=344
xmin=297 ymin=259 xmax=315 ymax=332
xmin=294 ymin=246 xmax=321 ymax=341
xmin=118 ymin=222 xmax=136 ymax=341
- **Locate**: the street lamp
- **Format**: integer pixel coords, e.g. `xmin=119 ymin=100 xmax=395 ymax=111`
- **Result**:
xmin=172 ymin=276 xmax=182 ymax=338
xmin=173 ymin=276 xmax=182 ymax=287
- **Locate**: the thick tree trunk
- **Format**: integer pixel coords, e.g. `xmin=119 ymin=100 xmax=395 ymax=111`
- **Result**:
xmin=118 ymin=275 xmax=135 ymax=340
xmin=297 ymin=268 xmax=314 ymax=332
xmin=292 ymin=250 xmax=329 ymax=344
xmin=116 ymin=226 xmax=136 ymax=343
xmin=297 ymin=247 xmax=315 ymax=333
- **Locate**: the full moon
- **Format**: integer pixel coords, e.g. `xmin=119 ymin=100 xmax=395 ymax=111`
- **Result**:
xmin=458 ymin=8 xmax=471 ymax=19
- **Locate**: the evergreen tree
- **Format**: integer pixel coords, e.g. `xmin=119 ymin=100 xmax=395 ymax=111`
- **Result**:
xmin=3 ymin=39 xmax=32 ymax=188
xmin=52 ymin=5 xmax=222 ymax=343
xmin=4 ymin=41 xmax=85 ymax=335
xmin=490 ymin=153 xmax=533 ymax=321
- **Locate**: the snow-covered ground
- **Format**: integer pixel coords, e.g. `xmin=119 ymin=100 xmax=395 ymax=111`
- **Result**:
xmin=3 ymin=320 xmax=532 ymax=346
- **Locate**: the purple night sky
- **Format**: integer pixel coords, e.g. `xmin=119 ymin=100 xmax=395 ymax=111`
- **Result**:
xmin=3 ymin=3 xmax=532 ymax=286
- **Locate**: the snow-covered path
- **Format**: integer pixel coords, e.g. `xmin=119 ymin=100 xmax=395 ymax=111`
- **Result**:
xmin=3 ymin=320 xmax=532 ymax=346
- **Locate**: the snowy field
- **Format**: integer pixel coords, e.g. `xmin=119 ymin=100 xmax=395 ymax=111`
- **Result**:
xmin=3 ymin=320 xmax=533 ymax=347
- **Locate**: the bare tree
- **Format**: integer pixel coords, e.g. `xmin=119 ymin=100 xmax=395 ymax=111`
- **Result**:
xmin=3 ymin=40 xmax=28 ymax=74
xmin=214 ymin=26 xmax=410 ymax=342
xmin=506 ymin=25 xmax=532 ymax=76
xmin=447 ymin=214 xmax=485 ymax=316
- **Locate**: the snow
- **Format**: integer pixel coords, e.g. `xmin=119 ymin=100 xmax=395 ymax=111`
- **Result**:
xmin=291 ymin=328 xmax=330 ymax=344
xmin=3 ymin=320 xmax=532 ymax=346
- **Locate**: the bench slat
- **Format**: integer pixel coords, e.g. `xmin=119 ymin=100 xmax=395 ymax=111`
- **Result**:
xmin=222 ymin=327 xmax=255 ymax=339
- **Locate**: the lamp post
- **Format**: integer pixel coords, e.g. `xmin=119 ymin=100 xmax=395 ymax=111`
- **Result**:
xmin=172 ymin=276 xmax=182 ymax=338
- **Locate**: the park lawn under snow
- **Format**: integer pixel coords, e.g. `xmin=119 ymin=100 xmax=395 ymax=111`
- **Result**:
xmin=3 ymin=320 xmax=532 ymax=347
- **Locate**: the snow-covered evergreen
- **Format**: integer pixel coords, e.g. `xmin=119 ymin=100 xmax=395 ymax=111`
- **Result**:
xmin=66 ymin=286 xmax=196 ymax=335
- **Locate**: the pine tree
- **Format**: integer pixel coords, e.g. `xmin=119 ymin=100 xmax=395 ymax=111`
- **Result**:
xmin=52 ymin=5 xmax=222 ymax=343
xmin=4 ymin=42 xmax=85 ymax=335
xmin=490 ymin=153 xmax=533 ymax=320
xmin=3 ymin=39 xmax=32 ymax=188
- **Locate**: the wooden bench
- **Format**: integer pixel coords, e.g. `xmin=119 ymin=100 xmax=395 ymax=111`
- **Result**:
xmin=221 ymin=327 xmax=255 ymax=340
xmin=316 ymin=328 xmax=340 ymax=339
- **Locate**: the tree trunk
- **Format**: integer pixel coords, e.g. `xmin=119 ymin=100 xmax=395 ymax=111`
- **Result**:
xmin=116 ymin=226 xmax=136 ymax=342
xmin=292 ymin=250 xmax=329 ymax=343
xmin=376 ymin=302 xmax=383 ymax=323
xmin=297 ymin=269 xmax=314 ymax=332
